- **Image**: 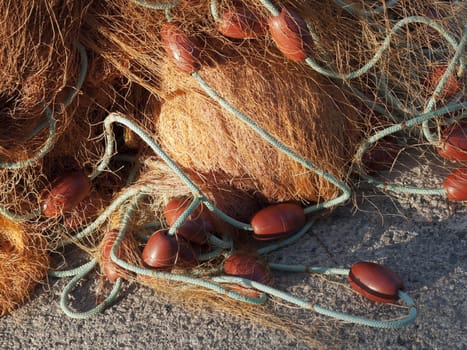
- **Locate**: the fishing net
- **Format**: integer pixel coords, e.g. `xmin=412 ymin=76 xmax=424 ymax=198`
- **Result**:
xmin=0 ymin=0 xmax=465 ymax=342
xmin=0 ymin=214 xmax=49 ymax=316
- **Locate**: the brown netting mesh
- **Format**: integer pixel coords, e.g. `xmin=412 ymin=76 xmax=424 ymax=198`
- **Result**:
xmin=0 ymin=0 xmax=464 ymax=340
xmin=0 ymin=214 xmax=49 ymax=316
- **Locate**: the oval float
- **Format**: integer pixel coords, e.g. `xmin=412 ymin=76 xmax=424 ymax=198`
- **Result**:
xmin=443 ymin=167 xmax=467 ymax=201
xmin=348 ymin=261 xmax=404 ymax=303
xmin=438 ymin=121 xmax=467 ymax=162
xmin=361 ymin=138 xmax=400 ymax=173
xmin=224 ymin=253 xmax=271 ymax=297
xmin=40 ymin=171 xmax=91 ymax=217
xmin=164 ymin=196 xmax=214 ymax=244
xmin=217 ymin=5 xmax=266 ymax=39
xmin=268 ymin=8 xmax=312 ymax=61
xmin=142 ymin=229 xmax=178 ymax=269
xmin=161 ymin=22 xmax=202 ymax=74
xmin=251 ymin=203 xmax=305 ymax=240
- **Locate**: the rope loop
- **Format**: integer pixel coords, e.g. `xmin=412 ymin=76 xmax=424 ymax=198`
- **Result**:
xmin=57 ymin=259 xmax=123 ymax=319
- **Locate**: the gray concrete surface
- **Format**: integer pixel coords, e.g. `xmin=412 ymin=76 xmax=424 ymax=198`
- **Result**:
xmin=0 ymin=157 xmax=466 ymax=349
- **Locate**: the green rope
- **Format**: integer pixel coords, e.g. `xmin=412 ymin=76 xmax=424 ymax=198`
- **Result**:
xmin=129 ymin=0 xmax=178 ymax=21
xmin=197 ymin=247 xmax=226 ymax=261
xmin=26 ymin=43 xmax=88 ymax=140
xmin=63 ymin=43 xmax=88 ymax=108
xmin=0 ymin=42 xmax=88 ymax=222
xmin=0 ymin=206 xmax=41 ymax=223
xmin=269 ymin=264 xmax=349 ymax=276
xmin=0 ymin=107 xmax=55 ymax=170
xmin=129 ymin=0 xmax=180 ymax=10
xmin=49 ymin=259 xmax=97 ymax=278
xmin=167 ymin=197 xmax=201 ymax=235
xmin=313 ymin=291 xmax=417 ymax=328
xmin=209 ymin=234 xmax=233 ymax=250
xmin=165 ymin=197 xmax=233 ymax=250
xmin=58 ymin=258 xmax=123 ymax=319
xmin=346 ymin=82 xmax=403 ymax=123
xmin=112 ymin=154 xmax=141 ymax=186
xmin=376 ymin=73 xmax=415 ymax=119
xmin=91 ymin=113 xmax=200 ymax=194
xmin=135 ymin=222 xmax=161 ymax=242
xmin=334 ymin=0 xmax=400 ymax=17
xmin=210 ymin=0 xmax=220 ymax=22
xmin=109 ymin=195 xmax=267 ymax=305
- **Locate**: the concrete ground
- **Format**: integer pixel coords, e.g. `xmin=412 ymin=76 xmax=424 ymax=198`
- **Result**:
xmin=0 ymin=155 xmax=465 ymax=349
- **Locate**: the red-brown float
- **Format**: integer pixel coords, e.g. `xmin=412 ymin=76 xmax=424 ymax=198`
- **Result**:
xmin=217 ymin=5 xmax=266 ymax=39
xmin=443 ymin=167 xmax=467 ymax=201
xmin=268 ymin=8 xmax=313 ymax=61
xmin=348 ymin=261 xmax=404 ymax=303
xmin=161 ymin=22 xmax=202 ymax=74
xmin=40 ymin=170 xmax=91 ymax=217
xmin=251 ymin=203 xmax=306 ymax=240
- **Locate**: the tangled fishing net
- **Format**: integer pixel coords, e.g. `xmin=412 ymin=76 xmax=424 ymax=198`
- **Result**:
xmin=0 ymin=0 xmax=465 ymax=341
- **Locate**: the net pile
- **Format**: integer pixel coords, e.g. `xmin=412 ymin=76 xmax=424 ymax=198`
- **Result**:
xmin=0 ymin=0 xmax=465 ymax=338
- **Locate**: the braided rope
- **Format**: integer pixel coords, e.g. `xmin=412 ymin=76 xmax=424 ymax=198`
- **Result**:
xmin=110 ymin=195 xmax=267 ymax=305
xmin=313 ymin=290 xmax=417 ymax=328
xmin=129 ymin=0 xmax=180 ymax=10
xmin=58 ymin=184 xmax=153 ymax=247
xmin=108 ymin=191 xmax=416 ymax=328
xmin=211 ymin=274 xmax=416 ymax=328
xmin=58 ymin=258 xmax=123 ymax=319
xmin=47 ymin=1 xmax=463 ymax=325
